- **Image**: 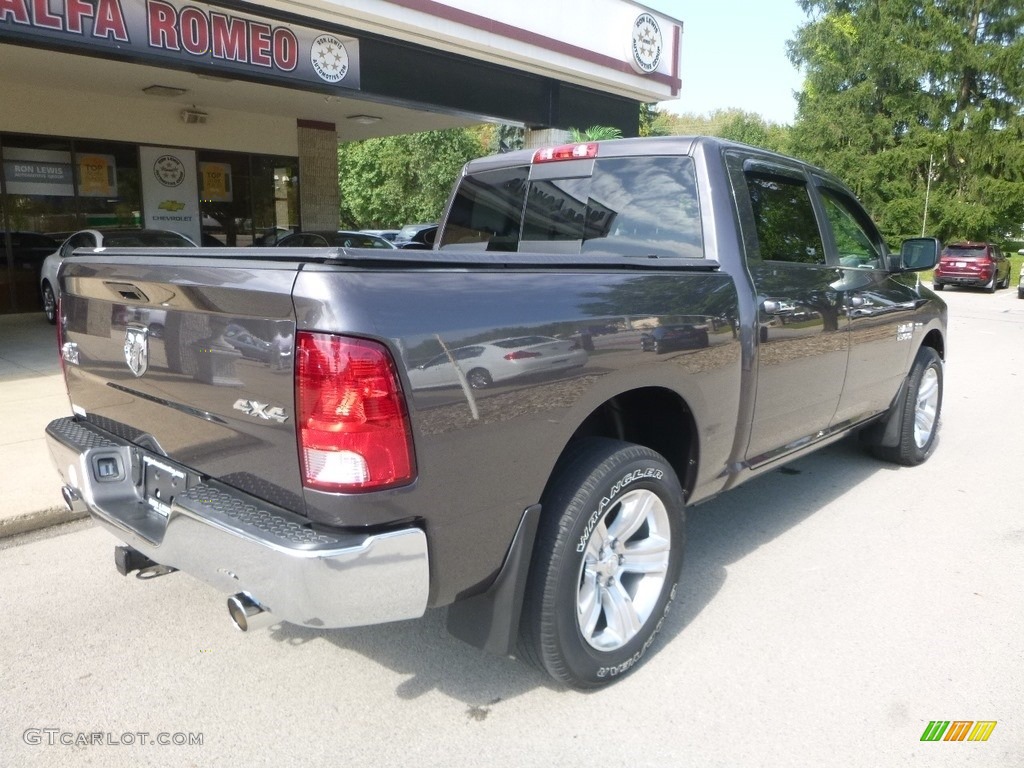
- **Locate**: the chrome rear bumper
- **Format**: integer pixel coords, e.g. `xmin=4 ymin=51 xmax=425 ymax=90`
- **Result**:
xmin=45 ymin=417 xmax=429 ymax=629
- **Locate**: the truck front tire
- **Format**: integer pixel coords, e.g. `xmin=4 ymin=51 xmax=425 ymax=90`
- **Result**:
xmin=519 ymin=438 xmax=685 ymax=688
xmin=872 ymin=346 xmax=943 ymax=466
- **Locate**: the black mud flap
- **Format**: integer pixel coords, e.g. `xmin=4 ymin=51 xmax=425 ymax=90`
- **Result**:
xmin=445 ymin=504 xmax=541 ymax=656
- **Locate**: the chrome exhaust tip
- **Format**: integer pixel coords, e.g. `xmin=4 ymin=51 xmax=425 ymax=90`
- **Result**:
xmin=61 ymin=485 xmax=86 ymax=514
xmin=227 ymin=592 xmax=274 ymax=632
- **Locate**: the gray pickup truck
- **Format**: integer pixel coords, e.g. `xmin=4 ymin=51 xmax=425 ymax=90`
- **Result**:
xmin=45 ymin=136 xmax=946 ymax=688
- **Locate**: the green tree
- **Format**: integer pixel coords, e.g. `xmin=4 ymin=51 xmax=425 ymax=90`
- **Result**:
xmin=788 ymin=0 xmax=1024 ymax=243
xmin=639 ymin=103 xmax=662 ymax=136
xmin=338 ymin=128 xmax=486 ymax=228
xmin=651 ymin=108 xmax=791 ymax=153
xmin=568 ymin=125 xmax=624 ymax=141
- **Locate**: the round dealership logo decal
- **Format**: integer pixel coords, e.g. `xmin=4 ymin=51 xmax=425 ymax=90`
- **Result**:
xmin=311 ymin=35 xmax=350 ymax=83
xmin=153 ymin=155 xmax=186 ymax=187
xmin=631 ymin=13 xmax=663 ymax=74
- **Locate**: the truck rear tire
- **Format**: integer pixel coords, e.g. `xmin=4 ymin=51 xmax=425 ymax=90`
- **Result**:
xmin=518 ymin=438 xmax=685 ymax=688
xmin=872 ymin=347 xmax=942 ymax=466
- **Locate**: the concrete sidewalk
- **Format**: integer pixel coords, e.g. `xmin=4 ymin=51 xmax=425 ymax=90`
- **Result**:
xmin=0 ymin=312 xmax=86 ymax=538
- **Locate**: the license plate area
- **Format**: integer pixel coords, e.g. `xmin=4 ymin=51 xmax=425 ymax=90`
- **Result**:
xmin=143 ymin=455 xmax=187 ymax=517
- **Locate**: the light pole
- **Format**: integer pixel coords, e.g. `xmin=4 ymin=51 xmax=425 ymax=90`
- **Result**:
xmin=921 ymin=153 xmax=934 ymax=237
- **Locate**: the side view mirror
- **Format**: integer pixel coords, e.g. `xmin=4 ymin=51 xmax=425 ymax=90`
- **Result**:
xmin=898 ymin=237 xmax=941 ymax=272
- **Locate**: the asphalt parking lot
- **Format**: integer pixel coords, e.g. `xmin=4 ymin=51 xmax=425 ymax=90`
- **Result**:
xmin=0 ymin=285 xmax=1021 ymax=767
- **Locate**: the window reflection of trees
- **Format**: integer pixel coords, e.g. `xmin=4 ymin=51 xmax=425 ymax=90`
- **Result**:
xmin=746 ymin=176 xmax=825 ymax=265
xmin=441 ymin=157 xmax=705 ymax=259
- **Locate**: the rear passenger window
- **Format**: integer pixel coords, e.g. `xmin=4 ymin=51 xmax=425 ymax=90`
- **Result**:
xmin=440 ymin=156 xmax=704 ymax=259
xmin=743 ymin=175 xmax=825 ymax=265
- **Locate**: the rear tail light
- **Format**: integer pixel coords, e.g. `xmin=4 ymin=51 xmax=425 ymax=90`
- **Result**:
xmin=504 ymin=350 xmax=542 ymax=360
xmin=533 ymin=142 xmax=599 ymax=163
xmin=295 ymin=332 xmax=415 ymax=493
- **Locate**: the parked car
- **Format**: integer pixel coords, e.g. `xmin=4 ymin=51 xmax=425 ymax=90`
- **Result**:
xmin=640 ymin=323 xmax=710 ymax=353
xmin=223 ymin=323 xmax=274 ymax=363
xmin=933 ymin=242 xmax=1011 ymax=293
xmin=408 ymin=335 xmax=588 ymax=390
xmin=393 ymin=223 xmax=437 ymax=250
xmin=359 ymin=229 xmax=400 ymax=242
xmin=1019 ymin=249 xmax=1024 ymax=299
xmin=252 ymin=227 xmax=293 ymax=247
xmin=275 ymin=231 xmax=396 ymax=249
xmin=40 ymin=228 xmax=197 ymax=324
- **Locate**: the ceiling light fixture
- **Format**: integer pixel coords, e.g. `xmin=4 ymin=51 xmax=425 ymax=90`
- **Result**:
xmin=347 ymin=114 xmax=382 ymax=125
xmin=143 ymin=84 xmax=188 ymax=97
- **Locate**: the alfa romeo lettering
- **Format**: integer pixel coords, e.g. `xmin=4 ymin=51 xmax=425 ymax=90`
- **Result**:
xmin=0 ymin=0 xmax=357 ymax=88
xmin=148 ymin=1 xmax=298 ymax=70
xmin=0 ymin=0 xmax=129 ymax=40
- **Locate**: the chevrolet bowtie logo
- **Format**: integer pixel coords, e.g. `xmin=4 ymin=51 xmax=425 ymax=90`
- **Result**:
xmin=158 ymin=200 xmax=187 ymax=212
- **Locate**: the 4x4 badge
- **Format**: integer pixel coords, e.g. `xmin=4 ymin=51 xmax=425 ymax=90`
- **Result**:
xmin=124 ymin=326 xmax=149 ymax=377
xmin=233 ymin=399 xmax=289 ymax=423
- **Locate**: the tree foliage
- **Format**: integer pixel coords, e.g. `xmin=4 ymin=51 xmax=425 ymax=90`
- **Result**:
xmin=651 ymin=108 xmax=792 ymax=153
xmin=568 ymin=125 xmax=624 ymax=141
xmin=788 ymin=0 xmax=1024 ymax=243
xmin=338 ymin=129 xmax=486 ymax=228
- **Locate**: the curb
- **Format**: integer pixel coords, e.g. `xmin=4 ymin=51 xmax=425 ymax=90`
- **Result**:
xmin=0 ymin=507 xmax=89 ymax=540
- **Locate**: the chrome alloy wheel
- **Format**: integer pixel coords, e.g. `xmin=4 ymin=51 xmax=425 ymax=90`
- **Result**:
xmin=43 ymin=284 xmax=56 ymax=324
xmin=914 ymin=366 xmax=940 ymax=449
xmin=576 ymin=488 xmax=672 ymax=652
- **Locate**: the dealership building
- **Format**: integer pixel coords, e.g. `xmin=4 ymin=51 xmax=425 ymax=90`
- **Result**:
xmin=0 ymin=0 xmax=682 ymax=314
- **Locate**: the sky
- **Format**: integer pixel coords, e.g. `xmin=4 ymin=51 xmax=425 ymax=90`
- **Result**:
xmin=645 ymin=1 xmax=811 ymax=125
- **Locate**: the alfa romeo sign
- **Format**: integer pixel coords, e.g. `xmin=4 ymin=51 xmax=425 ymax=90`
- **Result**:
xmin=0 ymin=0 xmax=361 ymax=91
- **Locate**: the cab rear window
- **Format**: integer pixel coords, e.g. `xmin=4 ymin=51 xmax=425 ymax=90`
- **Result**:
xmin=440 ymin=156 xmax=704 ymax=259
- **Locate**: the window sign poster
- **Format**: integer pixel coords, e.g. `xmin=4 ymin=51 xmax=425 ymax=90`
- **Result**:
xmin=2 ymin=148 xmax=75 ymax=196
xmin=140 ymin=146 xmax=201 ymax=244
xmin=78 ymin=154 xmax=118 ymax=198
xmin=199 ymin=162 xmax=233 ymax=203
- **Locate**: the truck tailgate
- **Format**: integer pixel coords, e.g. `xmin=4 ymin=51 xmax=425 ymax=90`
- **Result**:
xmin=58 ymin=253 xmax=305 ymax=511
